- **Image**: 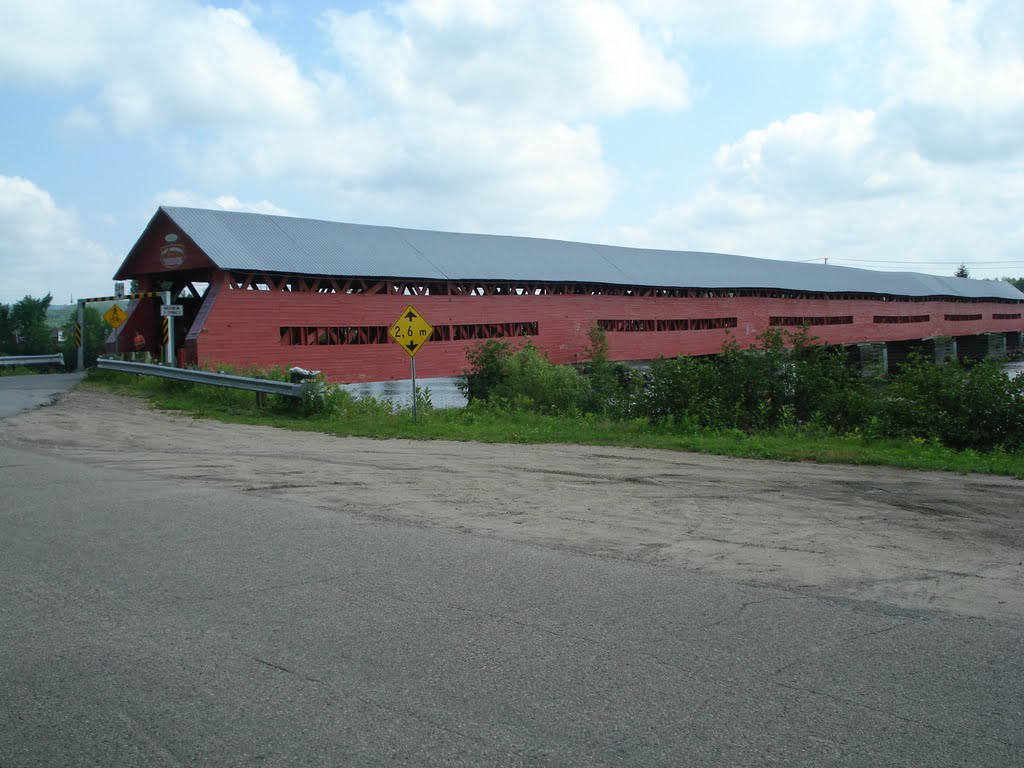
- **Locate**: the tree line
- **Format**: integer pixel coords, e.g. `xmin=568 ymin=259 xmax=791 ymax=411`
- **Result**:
xmin=1 ymin=294 xmax=111 ymax=367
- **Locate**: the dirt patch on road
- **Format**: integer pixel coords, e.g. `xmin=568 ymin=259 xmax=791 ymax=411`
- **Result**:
xmin=4 ymin=389 xmax=1023 ymax=622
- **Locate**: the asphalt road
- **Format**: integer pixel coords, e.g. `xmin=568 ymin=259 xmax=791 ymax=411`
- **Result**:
xmin=1 ymin=387 xmax=1022 ymax=766
xmin=0 ymin=372 xmax=85 ymax=417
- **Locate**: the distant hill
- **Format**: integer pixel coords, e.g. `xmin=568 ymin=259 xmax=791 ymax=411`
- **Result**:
xmin=47 ymin=305 xmax=76 ymax=328
xmin=47 ymin=302 xmax=128 ymax=328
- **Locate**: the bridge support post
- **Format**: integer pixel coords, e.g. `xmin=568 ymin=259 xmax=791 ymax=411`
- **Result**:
xmin=933 ymin=336 xmax=957 ymax=365
xmin=986 ymin=333 xmax=1008 ymax=359
xmin=857 ymin=342 xmax=888 ymax=376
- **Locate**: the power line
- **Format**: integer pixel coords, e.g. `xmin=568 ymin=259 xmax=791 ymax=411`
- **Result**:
xmin=831 ymin=257 xmax=1024 ymax=266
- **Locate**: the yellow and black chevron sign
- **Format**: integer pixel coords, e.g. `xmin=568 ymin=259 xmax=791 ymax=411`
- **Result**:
xmin=161 ymin=318 xmax=169 ymax=345
xmin=74 ymin=322 xmax=82 ymax=347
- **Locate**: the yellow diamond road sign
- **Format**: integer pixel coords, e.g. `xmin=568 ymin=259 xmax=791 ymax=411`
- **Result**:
xmin=103 ymin=304 xmax=127 ymax=329
xmin=389 ymin=305 xmax=433 ymax=358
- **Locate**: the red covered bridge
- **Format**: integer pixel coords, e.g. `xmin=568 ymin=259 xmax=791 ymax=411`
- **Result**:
xmin=112 ymin=206 xmax=1024 ymax=382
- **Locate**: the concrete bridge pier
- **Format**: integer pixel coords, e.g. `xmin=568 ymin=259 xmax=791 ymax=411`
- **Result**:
xmin=854 ymin=333 xmax=1015 ymax=376
xmin=955 ymin=333 xmax=1001 ymax=362
xmin=933 ymin=336 xmax=957 ymax=364
xmin=856 ymin=342 xmax=888 ymax=376
xmin=986 ymin=332 xmax=1008 ymax=359
xmin=886 ymin=339 xmax=934 ymax=371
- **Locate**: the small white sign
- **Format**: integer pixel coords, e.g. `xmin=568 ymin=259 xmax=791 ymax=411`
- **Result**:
xmin=160 ymin=304 xmax=184 ymax=317
xmin=114 ymin=282 xmax=125 ymax=299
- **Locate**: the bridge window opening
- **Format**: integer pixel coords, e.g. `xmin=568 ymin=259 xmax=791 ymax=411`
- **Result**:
xmin=280 ymin=326 xmax=390 ymax=345
xmin=281 ymin=321 xmax=539 ymax=346
xmin=873 ymin=315 xmax=930 ymax=324
xmin=450 ymin=321 xmax=539 ymax=340
xmin=770 ymin=316 xmax=854 ymax=327
xmin=598 ymin=317 xmax=737 ymax=332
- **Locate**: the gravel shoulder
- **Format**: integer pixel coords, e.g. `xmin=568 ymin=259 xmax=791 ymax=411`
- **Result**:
xmin=5 ymin=388 xmax=1023 ymax=622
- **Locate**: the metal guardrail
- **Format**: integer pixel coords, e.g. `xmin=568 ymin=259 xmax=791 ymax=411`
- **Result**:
xmin=96 ymin=358 xmax=304 ymax=398
xmin=0 ymin=354 xmax=66 ymax=367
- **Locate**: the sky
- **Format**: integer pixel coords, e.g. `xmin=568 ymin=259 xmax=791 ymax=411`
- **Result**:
xmin=2 ymin=0 xmax=1024 ymax=304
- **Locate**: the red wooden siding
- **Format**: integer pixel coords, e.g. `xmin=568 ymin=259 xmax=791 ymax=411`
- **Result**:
xmin=189 ymin=285 xmax=1024 ymax=383
xmin=115 ymin=226 xmax=215 ymax=278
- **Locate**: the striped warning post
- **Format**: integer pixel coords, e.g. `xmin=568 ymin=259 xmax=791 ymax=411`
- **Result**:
xmin=81 ymin=291 xmax=164 ymax=304
xmin=74 ymin=322 xmax=82 ymax=347
xmin=161 ymin=317 xmax=169 ymax=345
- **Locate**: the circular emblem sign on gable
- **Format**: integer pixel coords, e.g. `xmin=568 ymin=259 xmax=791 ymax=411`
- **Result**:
xmin=160 ymin=233 xmax=186 ymax=269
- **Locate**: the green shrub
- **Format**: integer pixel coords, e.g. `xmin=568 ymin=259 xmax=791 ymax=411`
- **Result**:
xmin=491 ymin=344 xmax=588 ymax=415
xmin=714 ymin=330 xmax=797 ymax=431
xmin=296 ymin=373 xmax=348 ymax=416
xmin=788 ymin=328 xmax=875 ymax=433
xmin=460 ymin=339 xmax=512 ymax=403
xmin=881 ymin=355 xmax=1024 ymax=451
xmin=639 ymin=328 xmax=879 ymax=436
xmin=394 ymin=384 xmax=433 ymax=417
xmin=641 ymin=354 xmax=722 ymax=429
xmin=462 ymin=340 xmax=588 ymax=415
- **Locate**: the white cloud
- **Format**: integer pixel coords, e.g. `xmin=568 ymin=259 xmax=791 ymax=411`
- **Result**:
xmin=168 ymin=0 xmax=682 ymax=233
xmin=3 ymin=0 xmax=690 ymax=235
xmin=623 ymin=0 xmax=877 ymax=46
xmin=0 ymin=1 xmax=318 ymax=132
xmin=884 ymin=0 xmax=1024 ymax=109
xmin=183 ymin=114 xmax=615 ymax=233
xmin=154 ymin=189 xmax=289 ymax=216
xmin=712 ymin=109 xmax=930 ymax=203
xmin=0 ymin=0 xmax=145 ymax=86
xmin=0 ymin=176 xmax=117 ymax=302
xmin=58 ymin=105 xmax=103 ymax=136
xmin=104 ymin=6 xmax=319 ymax=133
xmin=13 ymin=0 xmax=1020 ymax=286
xmin=621 ymin=1 xmax=1024 ymax=278
xmin=301 ymin=0 xmax=687 ymax=230
xmin=878 ymin=0 xmax=1024 ymax=163
xmin=324 ymin=0 xmax=689 ymax=120
xmin=636 ymin=119 xmax=1024 ymax=278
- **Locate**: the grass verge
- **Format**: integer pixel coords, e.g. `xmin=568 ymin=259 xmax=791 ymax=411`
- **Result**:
xmin=82 ymin=370 xmax=1024 ymax=479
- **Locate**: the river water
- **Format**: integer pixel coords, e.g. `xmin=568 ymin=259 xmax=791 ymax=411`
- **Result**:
xmin=339 ymin=376 xmax=468 ymax=409
xmin=342 ymin=362 xmax=1024 ymax=410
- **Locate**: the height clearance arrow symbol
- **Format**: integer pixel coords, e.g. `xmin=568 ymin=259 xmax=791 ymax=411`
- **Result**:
xmin=405 ymin=310 xmax=418 ymax=321
xmin=405 ymin=341 xmax=418 ymax=352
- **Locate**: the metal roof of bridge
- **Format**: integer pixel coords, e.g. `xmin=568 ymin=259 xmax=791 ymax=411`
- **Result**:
xmin=128 ymin=206 xmax=1024 ymax=301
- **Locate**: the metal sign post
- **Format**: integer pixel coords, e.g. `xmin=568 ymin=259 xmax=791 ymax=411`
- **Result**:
xmin=388 ymin=304 xmax=434 ymax=422
xmin=411 ymin=357 xmax=418 ymax=421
